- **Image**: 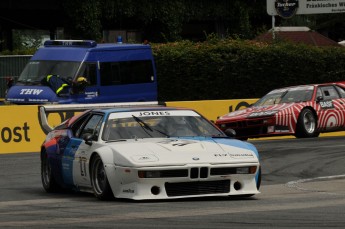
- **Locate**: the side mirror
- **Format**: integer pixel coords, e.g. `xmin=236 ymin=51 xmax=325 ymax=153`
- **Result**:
xmin=316 ymin=96 xmax=323 ymax=103
xmin=83 ymin=133 xmax=94 ymax=146
xmin=6 ymin=77 xmax=14 ymax=88
xmin=224 ymin=128 xmax=236 ymax=138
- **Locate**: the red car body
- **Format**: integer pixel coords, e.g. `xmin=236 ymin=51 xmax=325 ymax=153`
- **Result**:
xmin=215 ymin=81 xmax=345 ymax=139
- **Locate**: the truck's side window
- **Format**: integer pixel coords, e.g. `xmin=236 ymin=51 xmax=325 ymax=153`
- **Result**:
xmin=80 ymin=63 xmax=97 ymax=86
xmin=100 ymin=60 xmax=154 ymax=86
xmin=100 ymin=63 xmax=120 ymax=85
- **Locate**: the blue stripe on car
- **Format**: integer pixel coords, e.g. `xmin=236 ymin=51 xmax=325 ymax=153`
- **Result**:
xmin=62 ymin=138 xmax=82 ymax=186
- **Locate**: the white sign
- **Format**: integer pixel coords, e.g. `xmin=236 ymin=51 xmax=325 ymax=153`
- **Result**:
xmin=267 ymin=0 xmax=345 ymax=16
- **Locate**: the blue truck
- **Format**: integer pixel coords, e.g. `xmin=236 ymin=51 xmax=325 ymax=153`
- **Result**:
xmin=5 ymin=40 xmax=158 ymax=104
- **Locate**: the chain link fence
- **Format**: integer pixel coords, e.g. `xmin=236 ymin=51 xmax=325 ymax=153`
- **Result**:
xmin=0 ymin=55 xmax=31 ymax=98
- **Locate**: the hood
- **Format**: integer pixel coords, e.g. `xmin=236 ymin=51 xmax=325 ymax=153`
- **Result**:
xmin=6 ymin=85 xmax=58 ymax=104
xmin=217 ymin=103 xmax=295 ymax=121
xmin=107 ymin=138 xmax=259 ymax=167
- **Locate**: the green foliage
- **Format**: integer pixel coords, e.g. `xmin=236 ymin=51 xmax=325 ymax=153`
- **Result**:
xmin=152 ymin=38 xmax=345 ymax=101
xmin=0 ymin=48 xmax=36 ymax=55
xmin=97 ymin=0 xmax=264 ymax=42
xmin=62 ymin=0 xmax=102 ymax=40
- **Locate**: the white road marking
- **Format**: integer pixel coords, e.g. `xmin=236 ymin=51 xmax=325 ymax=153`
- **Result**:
xmin=286 ymin=174 xmax=345 ymax=194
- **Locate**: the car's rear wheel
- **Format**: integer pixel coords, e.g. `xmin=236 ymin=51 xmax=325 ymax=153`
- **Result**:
xmin=295 ymin=108 xmax=318 ymax=138
xmin=41 ymin=149 xmax=60 ymax=192
xmin=90 ymin=154 xmax=114 ymax=200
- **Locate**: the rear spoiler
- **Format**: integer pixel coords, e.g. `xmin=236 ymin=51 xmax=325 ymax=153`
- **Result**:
xmin=39 ymin=101 xmax=164 ymax=134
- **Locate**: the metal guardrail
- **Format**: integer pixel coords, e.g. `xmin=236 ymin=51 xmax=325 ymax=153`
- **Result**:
xmin=0 ymin=55 xmax=32 ymax=98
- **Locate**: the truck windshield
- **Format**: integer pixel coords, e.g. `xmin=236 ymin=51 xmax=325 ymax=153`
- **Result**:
xmin=17 ymin=61 xmax=81 ymax=84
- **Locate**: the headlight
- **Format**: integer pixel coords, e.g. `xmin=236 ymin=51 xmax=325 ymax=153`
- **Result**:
xmin=138 ymin=171 xmax=161 ymax=178
xmin=138 ymin=169 xmax=188 ymax=178
xmin=247 ymin=110 xmax=278 ymax=118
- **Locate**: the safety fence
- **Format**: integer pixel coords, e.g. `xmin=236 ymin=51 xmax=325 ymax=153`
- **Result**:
xmin=0 ymin=55 xmax=31 ymax=97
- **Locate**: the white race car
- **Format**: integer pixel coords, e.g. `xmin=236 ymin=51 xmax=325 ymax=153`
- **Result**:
xmin=41 ymin=107 xmax=261 ymax=200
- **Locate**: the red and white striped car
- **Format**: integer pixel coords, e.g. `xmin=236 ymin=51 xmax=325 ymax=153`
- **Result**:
xmin=215 ymin=81 xmax=345 ymax=140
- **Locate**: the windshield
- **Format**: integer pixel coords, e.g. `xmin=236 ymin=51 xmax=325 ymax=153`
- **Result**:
xmin=254 ymin=86 xmax=314 ymax=106
xmin=17 ymin=61 xmax=81 ymax=84
xmin=102 ymin=110 xmax=225 ymax=141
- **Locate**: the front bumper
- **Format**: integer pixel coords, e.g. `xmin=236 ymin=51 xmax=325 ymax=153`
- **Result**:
xmin=105 ymin=163 xmax=260 ymax=200
xmin=217 ymin=117 xmax=292 ymax=139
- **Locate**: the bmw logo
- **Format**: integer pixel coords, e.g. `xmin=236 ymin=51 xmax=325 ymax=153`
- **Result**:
xmin=192 ymin=157 xmax=200 ymax=161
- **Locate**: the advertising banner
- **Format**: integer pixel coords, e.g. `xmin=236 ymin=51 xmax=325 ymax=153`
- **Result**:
xmin=267 ymin=0 xmax=345 ymax=17
xmin=0 ymin=99 xmax=258 ymax=154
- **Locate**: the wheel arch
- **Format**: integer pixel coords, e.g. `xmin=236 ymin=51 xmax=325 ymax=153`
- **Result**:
xmin=40 ymin=146 xmax=46 ymax=160
xmin=298 ymin=106 xmax=318 ymax=126
xmin=88 ymin=147 xmax=115 ymax=180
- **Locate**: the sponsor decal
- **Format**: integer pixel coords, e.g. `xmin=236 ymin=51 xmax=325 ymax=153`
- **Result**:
xmin=228 ymin=101 xmax=252 ymax=113
xmin=20 ymin=89 xmax=44 ymax=95
xmin=123 ymin=189 xmax=135 ymax=193
xmin=275 ymin=0 xmax=299 ymax=18
xmin=131 ymin=155 xmax=158 ymax=162
xmin=139 ymin=111 xmax=171 ymax=116
xmin=79 ymin=157 xmax=88 ymax=177
xmin=228 ymin=152 xmax=254 ymax=158
xmin=319 ymin=100 xmax=334 ymax=109
xmin=0 ymin=122 xmax=30 ymax=143
xmin=214 ymin=152 xmax=254 ymax=158
xmin=85 ymin=91 xmax=98 ymax=99
xmin=158 ymin=139 xmax=195 ymax=146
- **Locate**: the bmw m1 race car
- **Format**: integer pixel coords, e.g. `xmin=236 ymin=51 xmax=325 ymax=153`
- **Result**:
xmin=216 ymin=81 xmax=345 ymax=140
xmin=41 ymin=106 xmax=261 ymax=200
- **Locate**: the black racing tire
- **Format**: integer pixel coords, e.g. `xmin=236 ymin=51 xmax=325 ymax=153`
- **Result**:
xmin=41 ymin=149 xmax=60 ymax=192
xmin=295 ymin=108 xmax=318 ymax=138
xmin=90 ymin=154 xmax=114 ymax=200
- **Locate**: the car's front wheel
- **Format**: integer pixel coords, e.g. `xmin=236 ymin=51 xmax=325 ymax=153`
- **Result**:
xmin=41 ymin=149 xmax=60 ymax=192
xmin=90 ymin=154 xmax=114 ymax=200
xmin=295 ymin=108 xmax=318 ymax=138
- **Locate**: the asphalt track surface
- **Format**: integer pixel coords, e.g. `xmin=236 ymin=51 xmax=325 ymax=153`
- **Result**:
xmin=1 ymin=136 xmax=345 ymax=228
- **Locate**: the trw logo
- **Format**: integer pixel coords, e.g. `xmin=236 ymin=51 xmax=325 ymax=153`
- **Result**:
xmin=20 ymin=89 xmax=44 ymax=95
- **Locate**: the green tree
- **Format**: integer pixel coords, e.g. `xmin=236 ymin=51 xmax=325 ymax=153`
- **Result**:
xmin=61 ymin=0 xmax=270 ymax=42
xmin=62 ymin=0 xmax=102 ymax=40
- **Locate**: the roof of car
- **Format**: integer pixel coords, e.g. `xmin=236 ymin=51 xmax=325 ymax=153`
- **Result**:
xmin=275 ymin=81 xmax=345 ymax=91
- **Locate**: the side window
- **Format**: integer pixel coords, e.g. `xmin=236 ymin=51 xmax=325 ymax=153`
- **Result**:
xmin=316 ymin=88 xmax=323 ymax=99
xmin=99 ymin=60 xmax=154 ymax=86
xmin=319 ymin=86 xmax=340 ymax=100
xmin=120 ymin=60 xmax=154 ymax=84
xmin=79 ymin=114 xmax=104 ymax=141
xmin=335 ymin=86 xmax=345 ymax=98
xmin=100 ymin=62 xmax=120 ymax=86
xmin=71 ymin=114 xmax=91 ymax=136
xmin=77 ymin=63 xmax=97 ymax=86
xmin=85 ymin=63 xmax=97 ymax=85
